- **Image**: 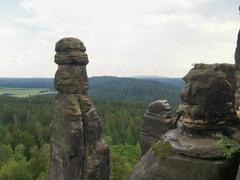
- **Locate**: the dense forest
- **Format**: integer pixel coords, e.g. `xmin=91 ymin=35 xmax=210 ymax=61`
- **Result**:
xmin=0 ymin=95 xmax=168 ymax=180
xmin=0 ymin=76 xmax=181 ymax=179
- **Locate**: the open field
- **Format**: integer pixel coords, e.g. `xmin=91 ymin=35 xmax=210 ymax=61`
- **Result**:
xmin=0 ymin=87 xmax=55 ymax=98
xmin=0 ymin=77 xmax=182 ymax=105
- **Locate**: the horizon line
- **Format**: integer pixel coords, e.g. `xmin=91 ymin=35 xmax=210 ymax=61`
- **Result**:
xmin=0 ymin=75 xmax=182 ymax=79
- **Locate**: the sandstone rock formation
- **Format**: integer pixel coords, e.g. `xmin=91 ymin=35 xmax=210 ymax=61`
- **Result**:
xmin=129 ymin=64 xmax=239 ymax=180
xmin=235 ymin=30 xmax=240 ymax=116
xmin=129 ymin=149 xmax=238 ymax=180
xmin=140 ymin=100 xmax=172 ymax=156
xmin=178 ymin=63 xmax=236 ymax=130
xmin=235 ymin=30 xmax=240 ymax=67
xmin=234 ymin=29 xmax=240 ymax=180
xmin=163 ymin=64 xmax=236 ymax=159
xmin=49 ymin=38 xmax=109 ymax=180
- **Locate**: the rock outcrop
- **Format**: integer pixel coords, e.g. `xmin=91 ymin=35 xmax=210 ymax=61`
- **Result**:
xmin=140 ymin=100 xmax=172 ymax=156
xmin=129 ymin=149 xmax=238 ymax=180
xmin=235 ymin=30 xmax=240 ymax=116
xmin=234 ymin=29 xmax=240 ymax=180
xmin=235 ymin=30 xmax=240 ymax=67
xmin=178 ymin=63 xmax=236 ymax=130
xmin=129 ymin=64 xmax=239 ymax=180
xmin=49 ymin=38 xmax=109 ymax=180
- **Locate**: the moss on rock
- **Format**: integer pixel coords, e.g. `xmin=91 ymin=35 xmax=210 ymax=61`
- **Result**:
xmin=152 ymin=140 xmax=172 ymax=159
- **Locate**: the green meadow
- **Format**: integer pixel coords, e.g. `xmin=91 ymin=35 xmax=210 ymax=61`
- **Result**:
xmin=0 ymin=87 xmax=54 ymax=98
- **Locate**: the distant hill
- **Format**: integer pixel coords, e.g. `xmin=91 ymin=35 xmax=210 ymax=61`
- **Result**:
xmin=0 ymin=78 xmax=54 ymax=89
xmin=0 ymin=76 xmax=184 ymax=106
xmin=132 ymin=76 xmax=184 ymax=88
xmin=89 ymin=76 xmax=182 ymax=106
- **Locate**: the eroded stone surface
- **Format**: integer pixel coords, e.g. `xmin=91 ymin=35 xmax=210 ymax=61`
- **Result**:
xmin=55 ymin=37 xmax=86 ymax=53
xmin=140 ymin=100 xmax=173 ymax=156
xmin=54 ymin=66 xmax=88 ymax=94
xmin=162 ymin=129 xmax=224 ymax=159
xmin=129 ymin=63 xmax=240 ymax=180
xmin=128 ymin=148 xmax=239 ymax=180
xmin=234 ymin=43 xmax=240 ymax=180
xmin=49 ymin=38 xmax=109 ymax=180
xmin=179 ymin=63 xmax=235 ymax=129
xmin=164 ymin=64 xmax=237 ymax=159
xmin=235 ymin=30 xmax=240 ymax=68
xmin=235 ymin=30 xmax=240 ymax=118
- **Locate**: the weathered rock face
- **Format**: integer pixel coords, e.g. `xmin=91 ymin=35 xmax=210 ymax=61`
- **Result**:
xmin=49 ymin=38 xmax=109 ymax=180
xmin=140 ymin=100 xmax=172 ymax=156
xmin=235 ymin=30 xmax=240 ymax=117
xmin=235 ymin=30 xmax=240 ymax=68
xmin=179 ymin=63 xmax=235 ymax=129
xmin=129 ymin=148 xmax=239 ymax=180
xmin=129 ymin=64 xmax=239 ymax=180
xmin=164 ymin=64 xmax=236 ymax=159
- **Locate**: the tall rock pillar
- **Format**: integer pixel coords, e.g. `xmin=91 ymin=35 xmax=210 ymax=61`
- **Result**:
xmin=235 ymin=30 xmax=240 ymax=116
xmin=235 ymin=30 xmax=240 ymax=67
xmin=49 ymin=38 xmax=109 ymax=180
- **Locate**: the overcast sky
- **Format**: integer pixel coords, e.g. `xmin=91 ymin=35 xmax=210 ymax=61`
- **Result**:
xmin=0 ymin=0 xmax=239 ymax=78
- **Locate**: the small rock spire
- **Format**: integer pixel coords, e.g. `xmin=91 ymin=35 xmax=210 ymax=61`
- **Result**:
xmin=140 ymin=100 xmax=172 ymax=156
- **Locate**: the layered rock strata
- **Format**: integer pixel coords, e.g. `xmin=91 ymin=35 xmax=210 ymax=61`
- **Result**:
xmin=129 ymin=64 xmax=239 ymax=180
xmin=164 ymin=64 xmax=236 ymax=159
xmin=49 ymin=38 xmax=109 ymax=180
xmin=178 ymin=63 xmax=235 ymax=130
xmin=140 ymin=100 xmax=172 ymax=156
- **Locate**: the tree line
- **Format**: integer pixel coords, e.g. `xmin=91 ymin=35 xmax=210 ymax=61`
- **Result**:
xmin=0 ymin=95 xmax=153 ymax=179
